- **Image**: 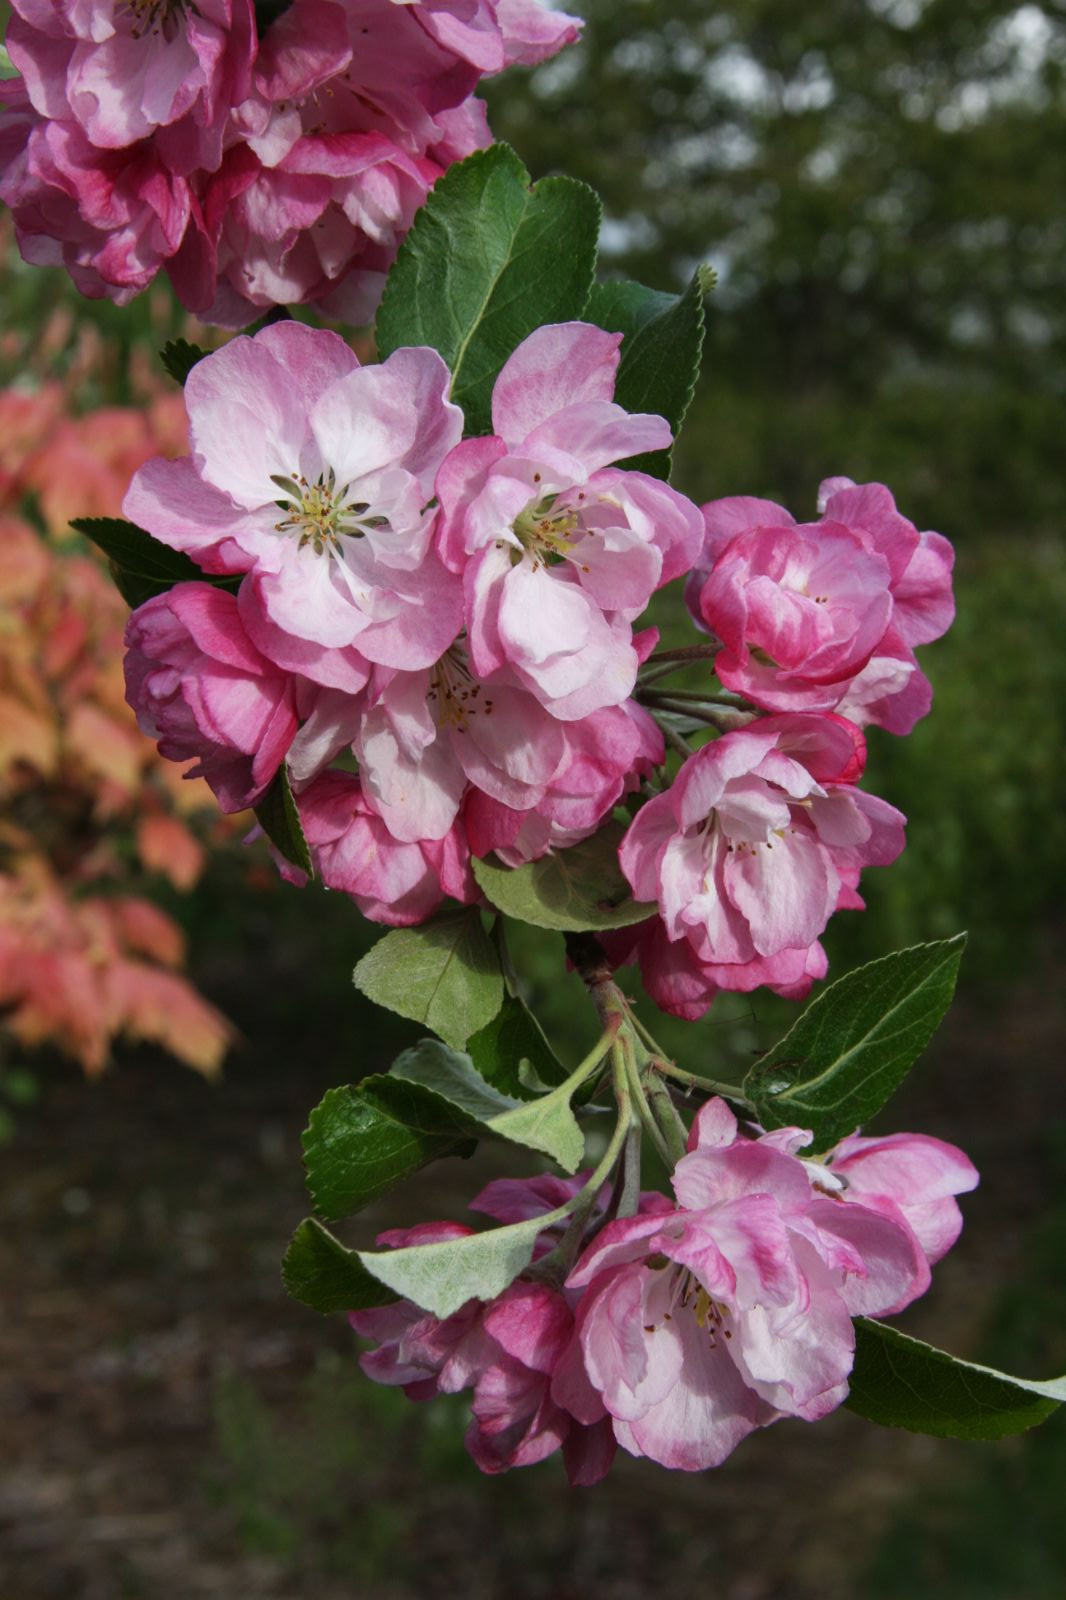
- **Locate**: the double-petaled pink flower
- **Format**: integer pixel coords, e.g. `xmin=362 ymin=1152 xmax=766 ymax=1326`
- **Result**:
xmin=557 ymin=1098 xmax=977 ymax=1472
xmin=686 ymin=479 xmax=955 ymax=735
xmin=437 ymin=323 xmax=704 ymax=718
xmin=613 ymin=713 xmax=904 ymax=1018
xmin=0 ymin=0 xmax=581 ymax=318
xmin=123 ymin=582 xmax=298 ymax=813
xmin=293 ymin=769 xmax=475 ymax=924
xmin=350 ymin=1179 xmax=618 ymax=1485
xmin=351 ymin=1107 xmax=976 ymax=1479
xmin=6 ymin=0 xmax=256 ymax=172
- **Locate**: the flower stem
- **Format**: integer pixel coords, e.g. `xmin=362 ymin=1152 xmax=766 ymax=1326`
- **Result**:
xmin=640 ymin=692 xmax=761 ymax=731
xmin=654 ymin=1056 xmax=755 ymax=1112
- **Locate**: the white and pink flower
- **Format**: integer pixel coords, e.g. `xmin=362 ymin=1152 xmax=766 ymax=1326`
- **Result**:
xmin=614 ymin=713 xmax=904 ymax=1018
xmin=437 ymin=323 xmax=704 ymax=718
xmin=0 ymin=0 xmax=579 ymax=317
xmin=686 ymin=479 xmax=955 ymax=735
xmin=124 ymin=321 xmax=464 ymax=664
xmin=464 ymin=699 xmax=663 ymax=865
xmin=557 ymin=1098 xmax=974 ymax=1472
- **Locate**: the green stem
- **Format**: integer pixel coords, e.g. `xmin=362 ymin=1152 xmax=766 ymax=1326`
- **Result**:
xmin=619 ymin=1030 xmax=672 ymax=1168
xmin=537 ymin=1017 xmax=621 ymax=1110
xmin=641 ymin=643 xmax=722 ymax=670
xmin=644 ymin=1073 xmax=690 ymax=1167
xmin=530 ymin=1037 xmax=634 ymax=1281
xmin=660 ymin=721 xmax=695 ymax=761
xmin=654 ymin=1056 xmax=754 ymax=1111
xmin=617 ymin=1121 xmax=644 ymax=1219
xmin=642 ymin=693 xmax=761 ymax=731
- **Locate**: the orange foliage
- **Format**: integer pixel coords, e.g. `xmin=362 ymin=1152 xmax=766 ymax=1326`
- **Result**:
xmin=0 ymin=384 xmax=240 ymax=1078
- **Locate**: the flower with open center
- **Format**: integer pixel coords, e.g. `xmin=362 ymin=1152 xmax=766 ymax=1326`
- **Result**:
xmin=436 ymin=322 xmax=703 ymax=719
xmin=124 ymin=321 xmax=465 ymax=669
xmin=556 ymin=1098 xmax=946 ymax=1472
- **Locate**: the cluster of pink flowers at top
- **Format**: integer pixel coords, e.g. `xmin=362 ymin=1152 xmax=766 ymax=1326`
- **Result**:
xmin=0 ymin=0 xmax=580 ymax=323
xmin=120 ymin=318 xmax=953 ymax=1019
xmin=351 ymin=1098 xmax=978 ymax=1479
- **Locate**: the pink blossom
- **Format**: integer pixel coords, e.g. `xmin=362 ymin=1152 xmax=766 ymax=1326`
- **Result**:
xmin=687 ymin=479 xmax=955 ymax=734
xmin=6 ymin=0 xmax=255 ymax=172
xmin=464 ymin=699 xmax=663 ymax=865
xmin=123 ymin=321 xmax=464 ymax=663
xmin=181 ymin=117 xmax=486 ymax=327
xmin=352 ymin=649 xmax=570 ymax=843
xmin=615 ymin=713 xmax=904 ymax=1018
xmin=436 ymin=323 xmax=704 ymax=718
xmin=602 ymin=919 xmax=829 ymax=1022
xmin=350 ymin=1194 xmax=615 ymax=1486
xmin=0 ymin=103 xmax=195 ymax=304
xmin=294 ymin=769 xmax=476 ymax=924
xmin=560 ymin=1099 xmax=947 ymax=1472
xmin=123 ymin=582 xmax=297 ymax=812
xmin=0 ymin=0 xmax=579 ymax=319
xmin=826 ymin=1131 xmax=979 ymax=1266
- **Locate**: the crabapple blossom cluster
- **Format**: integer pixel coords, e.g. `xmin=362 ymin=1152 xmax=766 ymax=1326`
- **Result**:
xmin=120 ymin=316 xmax=954 ymax=1018
xmin=352 ymin=1099 xmax=978 ymax=1479
xmin=21 ymin=0 xmax=1055 ymax=1480
xmin=0 ymin=0 xmax=579 ymax=322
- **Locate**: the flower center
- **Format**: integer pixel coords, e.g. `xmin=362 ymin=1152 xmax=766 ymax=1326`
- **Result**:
xmin=511 ymin=489 xmax=585 ymax=569
xmin=427 ymin=646 xmax=494 ymax=733
xmin=643 ymin=1264 xmax=733 ymax=1347
xmin=271 ymin=469 xmax=389 ymax=555
xmin=123 ymin=0 xmax=190 ymax=40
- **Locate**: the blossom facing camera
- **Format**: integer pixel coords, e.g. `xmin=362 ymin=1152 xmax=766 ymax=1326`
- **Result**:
xmin=688 ymin=479 xmax=955 ymax=734
xmin=123 ymin=582 xmax=298 ymax=812
xmin=436 ymin=322 xmax=704 ymax=718
xmin=614 ymin=713 xmax=905 ymax=1018
xmin=124 ymin=321 xmax=465 ymax=664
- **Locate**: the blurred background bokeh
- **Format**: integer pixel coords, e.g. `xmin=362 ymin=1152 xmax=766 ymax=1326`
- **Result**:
xmin=1 ymin=2 xmax=1064 ymax=1596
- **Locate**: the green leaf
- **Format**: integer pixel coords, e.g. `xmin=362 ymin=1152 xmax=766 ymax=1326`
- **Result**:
xmin=303 ymin=1072 xmax=478 ymax=1222
xmin=160 ymin=338 xmax=208 ymax=385
xmin=360 ymin=1204 xmax=570 ymax=1319
xmin=472 ymin=820 xmax=653 ymax=933
xmin=465 ymin=993 xmax=566 ymax=1096
xmin=304 ymin=1035 xmax=587 ymax=1222
xmin=0 ymin=45 xmax=19 ymax=81
xmin=376 ymin=143 xmax=601 ymax=435
xmin=391 ymin=1039 xmax=584 ymax=1173
xmin=254 ymin=766 xmax=313 ymax=876
xmin=845 ymin=1319 xmax=1066 ymax=1439
xmin=282 ymin=1218 xmax=399 ymax=1315
xmin=70 ymin=516 xmax=239 ymax=608
xmin=584 ymin=267 xmax=711 ymax=478
xmin=744 ymin=935 xmax=966 ymax=1148
xmin=354 ymin=908 xmax=503 ymax=1048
